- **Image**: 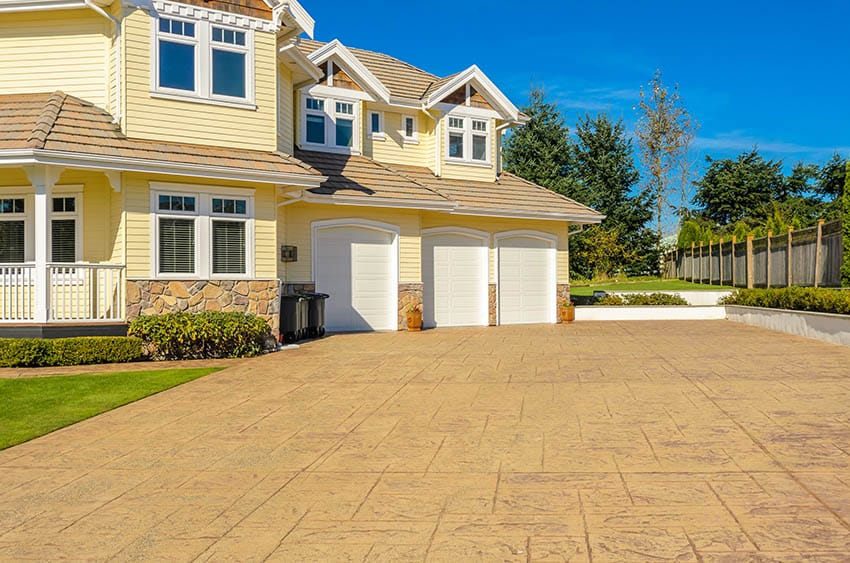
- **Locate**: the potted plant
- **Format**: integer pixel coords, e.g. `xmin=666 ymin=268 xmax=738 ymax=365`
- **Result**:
xmin=406 ymin=304 xmax=423 ymax=332
xmin=559 ymin=300 xmax=575 ymax=323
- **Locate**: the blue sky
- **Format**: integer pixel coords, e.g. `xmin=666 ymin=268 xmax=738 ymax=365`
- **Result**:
xmin=304 ymin=0 xmax=849 ymax=173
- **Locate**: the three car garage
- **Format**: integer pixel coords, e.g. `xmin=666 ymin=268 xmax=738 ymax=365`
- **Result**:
xmin=313 ymin=220 xmax=559 ymax=332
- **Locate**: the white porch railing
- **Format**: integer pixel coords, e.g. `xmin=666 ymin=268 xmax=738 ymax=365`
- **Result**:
xmin=0 ymin=263 xmax=126 ymax=323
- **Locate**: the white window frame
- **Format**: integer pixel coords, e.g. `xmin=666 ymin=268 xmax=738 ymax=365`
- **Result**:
xmin=0 ymin=193 xmax=32 ymax=264
xmin=48 ymin=189 xmax=83 ymax=264
xmin=299 ymin=94 xmax=361 ymax=154
xmin=368 ymin=110 xmax=385 ymax=140
xmin=150 ymin=186 xmax=255 ymax=280
xmin=151 ymin=15 xmax=256 ymax=108
xmin=445 ymin=113 xmax=491 ymax=166
xmin=401 ymin=114 xmax=418 ymax=144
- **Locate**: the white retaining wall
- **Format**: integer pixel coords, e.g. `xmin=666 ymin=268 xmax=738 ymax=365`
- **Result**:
xmin=726 ymin=305 xmax=850 ymax=347
xmin=607 ymin=290 xmax=733 ymax=306
xmin=575 ymin=306 xmax=727 ymax=321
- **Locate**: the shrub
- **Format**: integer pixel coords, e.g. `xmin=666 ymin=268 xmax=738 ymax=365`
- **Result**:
xmin=0 ymin=336 xmax=143 ymax=367
xmin=596 ymin=292 xmax=689 ymax=306
xmin=721 ymin=287 xmax=850 ymax=315
xmin=128 ymin=311 xmax=272 ymax=360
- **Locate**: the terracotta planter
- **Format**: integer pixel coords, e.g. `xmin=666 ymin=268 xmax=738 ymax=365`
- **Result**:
xmin=559 ymin=305 xmax=575 ymax=323
xmin=406 ymin=311 xmax=423 ymax=332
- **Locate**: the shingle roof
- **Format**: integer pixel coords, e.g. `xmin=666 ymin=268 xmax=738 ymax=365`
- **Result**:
xmin=391 ymin=164 xmax=603 ymax=220
xmin=297 ymin=39 xmax=442 ymax=101
xmin=0 ymin=92 xmax=320 ymax=179
xmin=296 ymin=149 xmax=603 ymax=221
xmin=296 ymin=150 xmax=449 ymax=203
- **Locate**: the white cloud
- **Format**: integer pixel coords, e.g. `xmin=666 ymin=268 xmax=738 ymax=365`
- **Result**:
xmin=694 ymin=131 xmax=849 ymax=158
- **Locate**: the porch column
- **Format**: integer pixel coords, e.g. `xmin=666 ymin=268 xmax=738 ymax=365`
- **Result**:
xmin=23 ymin=165 xmax=62 ymax=323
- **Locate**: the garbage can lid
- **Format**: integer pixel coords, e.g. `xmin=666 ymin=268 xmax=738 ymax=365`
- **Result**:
xmin=299 ymin=292 xmax=329 ymax=299
xmin=281 ymin=294 xmax=306 ymax=301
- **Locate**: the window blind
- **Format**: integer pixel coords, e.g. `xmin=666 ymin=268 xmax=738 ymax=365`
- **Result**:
xmin=159 ymin=218 xmax=195 ymax=273
xmin=0 ymin=221 xmax=25 ymax=263
xmin=51 ymin=219 xmax=76 ymax=263
xmin=212 ymin=220 xmax=245 ymax=274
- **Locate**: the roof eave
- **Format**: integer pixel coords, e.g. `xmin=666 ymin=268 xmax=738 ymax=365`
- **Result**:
xmin=303 ymin=191 xmax=455 ymax=211
xmin=278 ymin=42 xmax=323 ymax=83
xmin=0 ymin=149 xmax=326 ymax=187
xmin=0 ymin=0 xmax=88 ymax=11
xmin=306 ymin=39 xmax=391 ymax=103
xmin=272 ymin=0 xmax=315 ymax=38
xmin=450 ymin=206 xmax=605 ymax=223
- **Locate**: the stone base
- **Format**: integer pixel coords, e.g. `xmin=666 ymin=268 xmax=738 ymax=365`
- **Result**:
xmin=488 ymin=284 xmax=497 ymax=326
xmin=557 ymin=283 xmax=571 ymax=323
xmin=127 ymin=279 xmax=280 ymax=336
xmin=398 ymin=283 xmax=423 ymax=330
xmin=281 ymin=282 xmax=316 ymax=296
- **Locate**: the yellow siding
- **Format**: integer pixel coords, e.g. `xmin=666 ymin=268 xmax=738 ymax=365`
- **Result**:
xmin=421 ymin=213 xmax=569 ymax=283
xmin=0 ymin=10 xmax=110 ymax=108
xmin=282 ymin=203 xmax=421 ymax=283
xmin=277 ymin=64 xmax=294 ymax=154
xmin=123 ymin=173 xmax=277 ymax=278
xmin=365 ymin=108 xmax=435 ymax=169
xmin=123 ymin=9 xmax=277 ymax=151
xmin=439 ymin=116 xmax=498 ymax=182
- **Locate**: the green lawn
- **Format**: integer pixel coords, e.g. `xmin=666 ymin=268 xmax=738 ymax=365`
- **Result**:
xmin=0 ymin=367 xmax=222 ymax=450
xmin=570 ymin=278 xmax=735 ymax=297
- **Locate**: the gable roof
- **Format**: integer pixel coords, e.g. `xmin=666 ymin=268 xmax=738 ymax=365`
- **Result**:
xmin=305 ymin=40 xmax=391 ymax=103
xmin=0 ymin=92 xmax=322 ymax=185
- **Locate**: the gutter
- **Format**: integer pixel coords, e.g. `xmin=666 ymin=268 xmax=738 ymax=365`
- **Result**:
xmin=0 ymin=149 xmax=327 ymax=187
xmin=84 ymin=0 xmax=123 ymax=125
xmin=450 ymin=206 xmax=606 ymax=224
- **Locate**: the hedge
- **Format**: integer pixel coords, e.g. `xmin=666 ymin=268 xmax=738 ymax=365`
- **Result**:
xmin=596 ymin=292 xmax=689 ymax=306
xmin=721 ymin=287 xmax=850 ymax=315
xmin=0 ymin=337 xmax=143 ymax=367
xmin=128 ymin=311 xmax=272 ymax=360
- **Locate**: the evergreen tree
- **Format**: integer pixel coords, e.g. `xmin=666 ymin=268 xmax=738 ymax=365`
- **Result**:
xmin=502 ymin=88 xmax=578 ymax=196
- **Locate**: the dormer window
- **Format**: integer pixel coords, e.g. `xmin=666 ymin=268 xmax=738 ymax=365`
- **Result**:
xmin=446 ymin=115 xmax=490 ymax=164
xmin=402 ymin=115 xmax=417 ymax=143
xmin=301 ymin=96 xmax=360 ymax=153
xmin=153 ymin=16 xmax=254 ymax=107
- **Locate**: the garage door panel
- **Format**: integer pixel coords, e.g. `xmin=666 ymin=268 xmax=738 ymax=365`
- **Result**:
xmin=316 ymin=226 xmax=395 ymax=332
xmin=422 ymin=233 xmax=488 ymax=328
xmin=498 ymin=236 xmax=555 ymax=325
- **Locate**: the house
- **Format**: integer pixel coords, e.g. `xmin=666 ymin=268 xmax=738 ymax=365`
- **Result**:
xmin=0 ymin=0 xmax=602 ymax=337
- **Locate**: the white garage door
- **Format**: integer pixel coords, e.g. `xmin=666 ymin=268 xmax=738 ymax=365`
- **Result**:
xmin=498 ymin=235 xmax=556 ymax=325
xmin=422 ymin=232 xmax=488 ymax=328
xmin=315 ymin=225 xmax=396 ymax=332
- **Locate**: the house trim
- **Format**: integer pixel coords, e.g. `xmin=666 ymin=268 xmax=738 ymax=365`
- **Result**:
xmin=306 ymin=40 xmax=391 ymax=103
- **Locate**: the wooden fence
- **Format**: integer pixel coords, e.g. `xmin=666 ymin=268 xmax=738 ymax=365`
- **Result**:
xmin=663 ymin=219 xmax=842 ymax=288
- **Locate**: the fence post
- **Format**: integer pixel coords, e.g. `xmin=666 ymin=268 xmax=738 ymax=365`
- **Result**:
xmin=766 ymin=230 xmax=773 ymax=288
xmin=731 ymin=235 xmax=737 ymax=287
xmin=699 ymin=242 xmax=703 ymax=283
xmin=718 ymin=237 xmax=724 ymax=286
xmin=708 ymin=239 xmax=713 ymax=285
xmin=787 ymin=226 xmax=793 ymax=287
xmin=691 ymin=242 xmax=696 ymax=283
xmin=746 ymin=234 xmax=754 ymax=289
xmin=815 ymin=219 xmax=824 ymax=288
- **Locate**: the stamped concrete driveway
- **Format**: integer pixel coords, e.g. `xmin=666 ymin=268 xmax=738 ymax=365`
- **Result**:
xmin=2 ymin=320 xmax=850 ymax=561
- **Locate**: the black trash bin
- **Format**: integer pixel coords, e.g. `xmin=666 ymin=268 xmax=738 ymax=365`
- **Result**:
xmin=301 ymin=292 xmax=329 ymax=337
xmin=279 ymin=294 xmax=308 ymax=343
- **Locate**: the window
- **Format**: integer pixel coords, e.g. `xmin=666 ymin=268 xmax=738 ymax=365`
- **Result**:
xmin=50 ymin=196 xmax=79 ymax=263
xmin=0 ymin=196 xmax=26 ymax=262
xmin=446 ymin=115 xmax=490 ymax=164
xmin=157 ymin=17 xmax=197 ymax=93
xmin=154 ymin=17 xmax=253 ymax=104
xmin=369 ymin=111 xmax=383 ymax=139
xmin=211 ymin=26 xmax=248 ymax=99
xmin=402 ymin=115 xmax=417 ymax=142
xmin=301 ymin=96 xmax=360 ymax=152
xmin=153 ymin=190 xmax=253 ymax=278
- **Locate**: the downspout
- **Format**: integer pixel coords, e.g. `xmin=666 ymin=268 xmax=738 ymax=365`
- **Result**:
xmin=85 ymin=0 xmax=122 ymax=125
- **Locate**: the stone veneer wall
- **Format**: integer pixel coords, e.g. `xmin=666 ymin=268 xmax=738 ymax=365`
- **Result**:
xmin=127 ymin=280 xmax=280 ymax=335
xmin=557 ymin=283 xmax=571 ymax=323
xmin=398 ymin=283 xmax=423 ymax=330
xmin=488 ymin=284 xmax=497 ymax=326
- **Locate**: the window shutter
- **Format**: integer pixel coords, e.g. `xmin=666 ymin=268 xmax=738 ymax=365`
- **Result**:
xmin=0 ymin=221 xmax=25 ymax=263
xmin=159 ymin=218 xmax=195 ymax=274
xmin=212 ymin=220 xmax=246 ymax=274
xmin=51 ymin=219 xmax=76 ymax=263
